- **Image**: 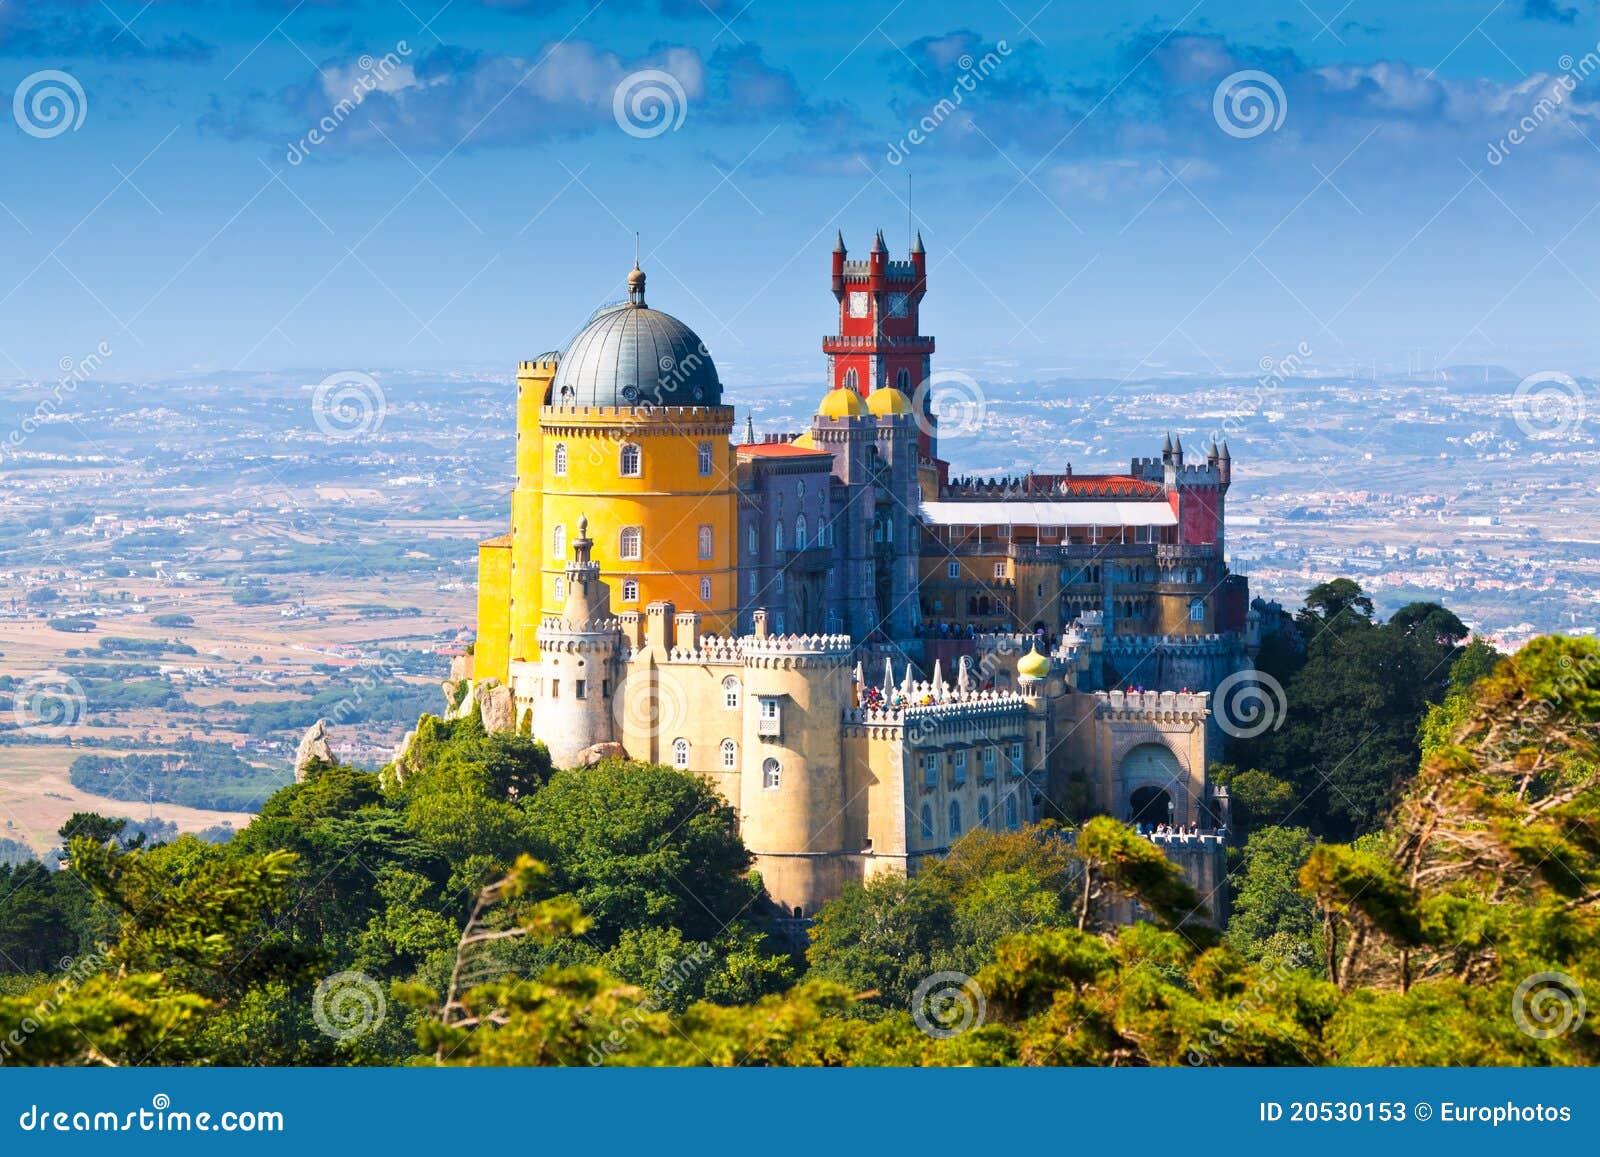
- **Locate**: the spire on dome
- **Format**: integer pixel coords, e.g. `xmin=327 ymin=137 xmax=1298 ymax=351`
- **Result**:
xmin=627 ymin=261 xmax=646 ymax=307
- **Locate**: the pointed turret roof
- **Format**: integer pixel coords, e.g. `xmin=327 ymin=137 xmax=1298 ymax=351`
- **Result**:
xmin=834 ymin=230 xmax=846 ymax=253
xmin=910 ymin=230 xmax=925 ymax=255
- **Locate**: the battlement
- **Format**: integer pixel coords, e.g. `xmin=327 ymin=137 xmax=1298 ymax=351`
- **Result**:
xmin=1094 ymin=689 xmax=1209 ymax=720
xmin=1103 ymin=632 xmax=1238 ymax=654
xmin=843 ymin=687 xmax=1029 ymax=728
xmin=518 ymin=358 xmax=561 ymax=374
xmin=838 ymin=260 xmax=920 ymax=282
xmin=666 ymin=634 xmax=744 ymax=665
xmin=742 ymin=632 xmax=854 ymax=657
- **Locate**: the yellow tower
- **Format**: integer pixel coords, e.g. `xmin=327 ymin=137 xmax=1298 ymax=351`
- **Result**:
xmin=478 ymin=264 xmax=738 ymax=666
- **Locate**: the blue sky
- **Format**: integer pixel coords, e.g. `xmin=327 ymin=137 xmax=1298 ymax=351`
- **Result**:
xmin=2 ymin=0 xmax=1598 ymax=384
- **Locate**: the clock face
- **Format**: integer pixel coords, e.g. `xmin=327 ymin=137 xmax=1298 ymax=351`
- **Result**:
xmin=886 ymin=293 xmax=909 ymax=318
xmin=848 ymin=291 xmax=870 ymax=318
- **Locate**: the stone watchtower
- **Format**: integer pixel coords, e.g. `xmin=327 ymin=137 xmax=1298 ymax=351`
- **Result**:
xmin=533 ymin=516 xmax=620 ymax=768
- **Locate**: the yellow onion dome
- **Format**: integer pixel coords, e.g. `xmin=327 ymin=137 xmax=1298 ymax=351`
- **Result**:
xmin=866 ymin=386 xmax=912 ymax=416
xmin=792 ymin=431 xmax=818 ymax=449
xmin=817 ymin=386 xmax=867 ymax=418
xmin=1017 ymin=646 xmax=1051 ymax=681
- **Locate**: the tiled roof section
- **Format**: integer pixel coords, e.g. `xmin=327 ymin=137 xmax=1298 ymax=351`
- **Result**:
xmin=1054 ymin=475 xmax=1162 ymax=498
xmin=944 ymin=473 xmax=1163 ymax=499
xmin=737 ymin=442 xmax=830 ymax=458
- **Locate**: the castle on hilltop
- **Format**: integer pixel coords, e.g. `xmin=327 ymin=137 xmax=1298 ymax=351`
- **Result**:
xmin=467 ymin=232 xmax=1256 ymax=922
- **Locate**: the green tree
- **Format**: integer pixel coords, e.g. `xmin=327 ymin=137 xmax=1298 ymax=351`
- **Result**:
xmin=521 ymin=760 xmax=758 ymax=945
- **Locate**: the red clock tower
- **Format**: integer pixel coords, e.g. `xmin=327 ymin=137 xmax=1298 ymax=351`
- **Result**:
xmin=827 ymin=229 xmax=936 ymax=459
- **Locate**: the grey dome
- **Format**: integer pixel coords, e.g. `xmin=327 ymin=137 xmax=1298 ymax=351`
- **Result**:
xmin=551 ymin=270 xmax=721 ymax=408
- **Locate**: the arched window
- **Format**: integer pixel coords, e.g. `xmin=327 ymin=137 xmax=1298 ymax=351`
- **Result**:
xmin=797 ymin=479 xmax=806 ymax=499
xmin=920 ymin=803 xmax=934 ymax=841
xmin=699 ymin=577 xmax=711 ymax=602
xmin=621 ymin=578 xmax=639 ymax=603
xmin=697 ymin=524 xmax=714 ymax=560
xmin=1189 ymin=597 xmax=1205 ymax=622
xmin=774 ymin=522 xmax=785 ymax=552
xmin=671 ymin=738 xmax=689 ymax=769
xmin=553 ymin=443 xmax=568 ymax=476
xmin=619 ymin=443 xmax=641 ymax=477
xmin=978 ymin=795 xmax=992 ymax=829
xmin=747 ymin=526 xmax=757 ymax=553
xmin=552 ymin=524 xmax=566 ymax=557
xmin=896 ymin=367 xmax=910 ymax=391
xmin=948 ymin=799 xmax=963 ymax=839
xmin=794 ymin=515 xmax=807 ymax=550
xmin=844 ymin=367 xmax=858 ymax=390
xmin=554 ymin=577 xmax=565 ymax=601
xmin=1005 ymin=794 xmax=1020 ymax=830
xmin=619 ymin=526 xmax=642 ymax=560
xmin=763 ymin=758 xmax=781 ymax=790
xmin=697 ymin=441 xmax=713 ymax=476
xmin=720 ymin=738 xmax=737 ymax=769
xmin=722 ymin=676 xmax=740 ymax=709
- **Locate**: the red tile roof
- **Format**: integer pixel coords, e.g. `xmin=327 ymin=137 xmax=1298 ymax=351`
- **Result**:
xmin=736 ymin=442 xmax=830 ymax=458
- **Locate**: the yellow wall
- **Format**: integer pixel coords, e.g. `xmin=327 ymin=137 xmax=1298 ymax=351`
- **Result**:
xmin=509 ymin=361 xmax=555 ymax=663
xmin=475 ymin=539 xmax=512 ymax=685
xmin=535 ymin=405 xmax=737 ymax=637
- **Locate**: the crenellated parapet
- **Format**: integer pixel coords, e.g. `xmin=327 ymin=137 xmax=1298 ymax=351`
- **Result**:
xmin=1104 ymin=632 xmax=1238 ymax=656
xmin=1094 ymin=688 xmax=1209 ymax=721
xmin=741 ymin=633 xmax=854 ymax=670
xmin=666 ymin=633 xmax=744 ymax=665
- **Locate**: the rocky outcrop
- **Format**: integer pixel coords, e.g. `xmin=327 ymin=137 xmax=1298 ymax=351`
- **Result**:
xmin=294 ymin=718 xmax=334 ymax=783
xmin=574 ymin=741 xmax=627 ymax=767
xmin=387 ymin=727 xmax=417 ymax=787
xmin=479 ymin=681 xmax=514 ymax=734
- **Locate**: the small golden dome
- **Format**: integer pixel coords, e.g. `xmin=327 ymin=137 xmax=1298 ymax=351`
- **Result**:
xmin=792 ymin=431 xmax=818 ymax=449
xmin=866 ymin=386 xmax=912 ymax=416
xmin=1017 ymin=645 xmax=1051 ymax=681
xmin=817 ymin=386 xmax=866 ymax=418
